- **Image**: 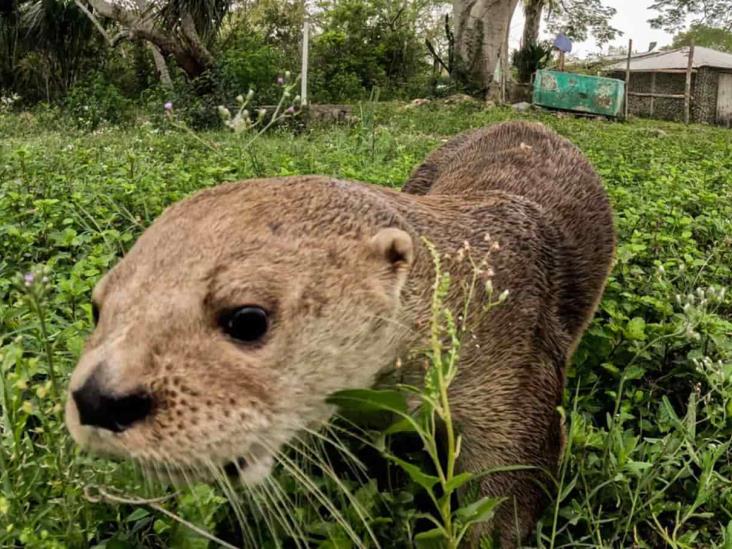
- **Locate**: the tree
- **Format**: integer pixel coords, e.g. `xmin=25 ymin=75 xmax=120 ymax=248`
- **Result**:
xmin=521 ymin=0 xmax=543 ymax=47
xmin=452 ymin=0 xmax=518 ymax=95
xmin=241 ymin=0 xmax=304 ymax=60
xmin=310 ymin=0 xmax=429 ymax=101
xmin=76 ymin=0 xmax=229 ymax=79
xmin=0 ymin=0 xmax=103 ymax=100
xmin=649 ymin=0 xmax=732 ymax=32
xmin=521 ymin=0 xmax=620 ymax=49
xmin=0 ymin=0 xmax=22 ymax=92
xmin=671 ymin=23 xmax=732 ymax=51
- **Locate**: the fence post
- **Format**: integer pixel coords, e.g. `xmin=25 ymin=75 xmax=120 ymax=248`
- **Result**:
xmin=624 ymin=38 xmax=632 ymax=119
xmin=301 ymin=15 xmax=309 ymax=107
xmin=684 ymin=41 xmax=695 ymax=124
xmin=501 ymin=23 xmax=509 ymax=102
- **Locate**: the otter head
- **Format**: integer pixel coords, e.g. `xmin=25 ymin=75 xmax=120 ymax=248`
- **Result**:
xmin=65 ymin=178 xmax=414 ymax=483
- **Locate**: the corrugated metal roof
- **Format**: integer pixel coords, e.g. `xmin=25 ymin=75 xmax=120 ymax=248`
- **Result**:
xmin=605 ymin=46 xmax=732 ymax=72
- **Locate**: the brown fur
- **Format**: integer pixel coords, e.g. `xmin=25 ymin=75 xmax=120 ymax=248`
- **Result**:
xmin=65 ymin=121 xmax=615 ymax=547
xmin=403 ymin=121 xmax=615 ymax=545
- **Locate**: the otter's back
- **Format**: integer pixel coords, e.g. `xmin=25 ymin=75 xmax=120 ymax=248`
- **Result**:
xmin=404 ymin=121 xmax=615 ymax=342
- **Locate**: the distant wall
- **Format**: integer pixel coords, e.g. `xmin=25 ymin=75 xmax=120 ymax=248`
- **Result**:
xmin=693 ymin=67 xmax=720 ymax=124
xmin=610 ymin=68 xmax=721 ymax=124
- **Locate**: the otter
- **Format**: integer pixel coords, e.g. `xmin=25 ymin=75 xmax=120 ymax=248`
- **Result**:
xmin=65 ymin=121 xmax=615 ymax=546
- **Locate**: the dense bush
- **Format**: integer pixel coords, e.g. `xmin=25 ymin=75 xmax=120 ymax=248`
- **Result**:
xmin=2 ymin=0 xmax=441 ymax=113
xmin=0 ymin=0 xmax=106 ymax=103
xmin=1 ymin=104 xmax=730 ymax=547
xmin=310 ymin=0 xmax=431 ymax=102
xmin=64 ymin=73 xmax=134 ymax=130
xmin=217 ymin=29 xmax=287 ymax=104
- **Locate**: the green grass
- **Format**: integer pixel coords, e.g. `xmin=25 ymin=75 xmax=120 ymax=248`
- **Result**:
xmin=1 ymin=102 xmax=731 ymax=548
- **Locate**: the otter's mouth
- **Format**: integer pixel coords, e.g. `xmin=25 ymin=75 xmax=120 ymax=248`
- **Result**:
xmin=223 ymin=457 xmax=250 ymax=478
xmin=138 ymin=452 xmax=275 ymax=487
xmin=139 ymin=457 xmax=248 ymax=481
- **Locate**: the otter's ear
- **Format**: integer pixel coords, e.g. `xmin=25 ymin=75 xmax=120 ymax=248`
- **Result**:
xmin=369 ymin=228 xmax=413 ymax=271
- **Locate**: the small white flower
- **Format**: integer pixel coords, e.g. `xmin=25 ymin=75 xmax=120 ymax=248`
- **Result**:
xmin=217 ymin=105 xmax=231 ymax=121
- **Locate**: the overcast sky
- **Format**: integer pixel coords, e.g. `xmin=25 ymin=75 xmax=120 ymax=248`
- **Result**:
xmin=508 ymin=0 xmax=677 ymax=57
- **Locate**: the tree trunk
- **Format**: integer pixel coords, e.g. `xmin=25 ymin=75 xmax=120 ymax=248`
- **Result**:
xmin=180 ymin=14 xmax=215 ymax=69
xmin=80 ymin=0 xmax=214 ymax=80
xmin=452 ymin=0 xmax=520 ymax=95
xmin=521 ymin=0 xmax=544 ymax=47
xmin=147 ymin=42 xmax=173 ymax=88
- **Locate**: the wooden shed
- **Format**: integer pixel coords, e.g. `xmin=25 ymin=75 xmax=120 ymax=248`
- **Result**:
xmin=605 ymin=46 xmax=732 ymax=127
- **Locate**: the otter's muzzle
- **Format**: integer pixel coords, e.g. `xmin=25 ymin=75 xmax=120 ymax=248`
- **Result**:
xmin=72 ymin=368 xmax=152 ymax=433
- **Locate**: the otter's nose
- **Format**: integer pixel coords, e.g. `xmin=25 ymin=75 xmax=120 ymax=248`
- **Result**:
xmin=72 ymin=369 xmax=152 ymax=433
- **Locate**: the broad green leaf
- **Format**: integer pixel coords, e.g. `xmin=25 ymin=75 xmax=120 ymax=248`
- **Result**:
xmin=327 ymin=389 xmax=408 ymax=414
xmin=414 ymin=528 xmax=447 ymax=540
xmin=414 ymin=527 xmax=448 ymax=548
xmin=625 ymin=317 xmax=646 ymax=340
xmin=624 ymin=460 xmax=653 ymax=476
xmin=454 ymin=495 xmax=503 ymax=525
xmin=387 ymin=455 xmax=439 ymax=491
xmin=601 ymin=362 xmax=620 ymax=376
xmin=384 ymin=416 xmax=419 ymax=435
xmin=723 ymin=520 xmax=732 ymax=549
xmin=623 ymin=364 xmax=646 ymax=380
xmin=444 ymin=471 xmax=474 ymax=493
xmin=125 ymin=508 xmax=150 ymax=522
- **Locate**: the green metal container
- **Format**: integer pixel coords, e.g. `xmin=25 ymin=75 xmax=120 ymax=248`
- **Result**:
xmin=532 ymin=70 xmax=625 ymax=117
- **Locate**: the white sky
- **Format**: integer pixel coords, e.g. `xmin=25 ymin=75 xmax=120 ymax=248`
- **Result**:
xmin=508 ymin=0 xmax=677 ymax=57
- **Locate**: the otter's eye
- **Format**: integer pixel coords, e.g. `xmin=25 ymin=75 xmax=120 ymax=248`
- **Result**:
xmin=221 ymin=307 xmax=269 ymax=343
xmin=92 ymin=302 xmax=100 ymax=325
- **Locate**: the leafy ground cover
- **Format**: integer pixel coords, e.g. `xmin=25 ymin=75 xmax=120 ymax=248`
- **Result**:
xmin=1 ymin=102 xmax=731 ymax=548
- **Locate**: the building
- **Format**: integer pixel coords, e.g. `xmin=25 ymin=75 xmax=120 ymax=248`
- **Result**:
xmin=605 ymin=46 xmax=732 ymax=126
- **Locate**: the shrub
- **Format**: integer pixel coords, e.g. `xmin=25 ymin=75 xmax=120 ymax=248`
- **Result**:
xmin=309 ymin=0 xmax=430 ymax=102
xmin=64 ymin=73 xmax=133 ymax=130
xmin=217 ymin=31 xmax=286 ymax=105
xmin=512 ymin=41 xmax=553 ymax=84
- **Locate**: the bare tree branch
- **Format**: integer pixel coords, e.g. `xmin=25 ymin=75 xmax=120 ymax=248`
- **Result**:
xmin=73 ymin=0 xmax=114 ymax=45
xmin=426 ymin=38 xmax=450 ymax=73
